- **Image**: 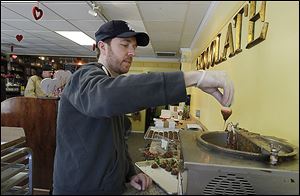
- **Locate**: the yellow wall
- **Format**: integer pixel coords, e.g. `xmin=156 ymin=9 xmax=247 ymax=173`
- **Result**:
xmin=186 ymin=1 xmax=299 ymax=146
xmin=129 ymin=61 xmax=180 ymax=74
xmin=128 ymin=110 xmax=146 ymax=133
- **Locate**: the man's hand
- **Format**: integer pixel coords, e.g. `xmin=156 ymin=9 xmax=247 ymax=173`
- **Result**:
xmin=130 ymin=173 xmax=152 ymax=191
xmin=184 ymin=70 xmax=234 ymax=107
xmin=197 ymin=70 xmax=234 ymax=107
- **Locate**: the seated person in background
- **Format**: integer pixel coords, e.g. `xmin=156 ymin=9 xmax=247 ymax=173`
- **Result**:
xmin=24 ymin=64 xmax=53 ymax=97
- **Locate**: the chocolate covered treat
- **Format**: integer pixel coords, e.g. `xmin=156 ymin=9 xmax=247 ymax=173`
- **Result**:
xmin=173 ymin=132 xmax=178 ymax=140
xmin=164 ymin=132 xmax=168 ymax=138
xmin=148 ymin=130 xmax=154 ymax=138
xmin=168 ymin=131 xmax=173 ymax=139
xmin=151 ymin=162 xmax=159 ymax=169
xmin=171 ymin=168 xmax=179 ymax=176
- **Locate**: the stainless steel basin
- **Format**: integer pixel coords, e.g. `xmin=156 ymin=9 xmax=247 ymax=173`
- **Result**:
xmin=196 ymin=129 xmax=298 ymax=162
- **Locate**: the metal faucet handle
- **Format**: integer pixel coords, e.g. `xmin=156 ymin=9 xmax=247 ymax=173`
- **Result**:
xmin=225 ymin=122 xmax=234 ymax=131
xmin=233 ymin=122 xmax=239 ymax=128
xmin=225 ymin=122 xmax=239 ymax=132
xmin=269 ymin=143 xmax=281 ymax=165
xmin=270 ymin=143 xmax=282 ymax=153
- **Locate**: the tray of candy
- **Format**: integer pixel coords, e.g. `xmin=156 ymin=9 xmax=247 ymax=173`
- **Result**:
xmin=144 ymin=126 xmax=180 ymax=142
xmin=140 ymin=141 xmax=180 ymax=160
xmin=135 ymin=158 xmax=180 ymax=195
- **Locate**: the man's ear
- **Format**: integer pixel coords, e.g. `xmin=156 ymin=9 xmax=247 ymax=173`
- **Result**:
xmin=98 ymin=41 xmax=105 ymax=50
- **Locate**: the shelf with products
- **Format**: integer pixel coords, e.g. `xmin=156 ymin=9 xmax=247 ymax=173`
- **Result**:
xmin=6 ymin=64 xmax=27 ymax=91
xmin=2 ymin=60 xmax=40 ymax=99
xmin=6 ymin=57 xmax=42 ymax=90
xmin=4 ymin=75 xmax=22 ymax=99
xmin=3 ymin=54 xmax=96 ymax=84
xmin=2 ymin=57 xmax=27 ymax=98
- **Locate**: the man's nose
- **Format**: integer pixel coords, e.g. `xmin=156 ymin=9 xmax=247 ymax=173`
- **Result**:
xmin=128 ymin=47 xmax=136 ymax=57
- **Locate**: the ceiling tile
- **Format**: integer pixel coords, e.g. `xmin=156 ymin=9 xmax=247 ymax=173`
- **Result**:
xmin=145 ymin=21 xmax=183 ymax=34
xmin=149 ymin=32 xmax=181 ymax=42
xmin=137 ymin=1 xmax=188 ymax=4
xmin=30 ymin=31 xmax=69 ymax=40
xmin=139 ymin=3 xmax=187 ymax=22
xmin=1 ymin=22 xmax=18 ymax=30
xmin=152 ymin=41 xmax=180 ymax=52
xmin=100 ymin=2 xmax=141 ymax=21
xmin=2 ymin=19 xmax=49 ymax=31
xmin=190 ymin=1 xmax=211 ymax=5
xmin=36 ymin=20 xmax=78 ymax=31
xmin=135 ymin=47 xmax=155 ymax=57
xmin=180 ymin=33 xmax=195 ymax=48
xmin=95 ymin=1 xmax=136 ymax=4
xmin=183 ymin=4 xmax=208 ymax=31
xmin=42 ymin=2 xmax=99 ymax=20
xmin=69 ymin=20 xmax=105 ymax=32
xmin=1 ymin=5 xmax=25 ymax=20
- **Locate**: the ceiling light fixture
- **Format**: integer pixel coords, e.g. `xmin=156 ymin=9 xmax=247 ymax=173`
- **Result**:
xmin=87 ymin=1 xmax=109 ymax=22
xmin=88 ymin=3 xmax=100 ymax=17
xmin=88 ymin=9 xmax=98 ymax=17
xmin=55 ymin=31 xmax=95 ymax=46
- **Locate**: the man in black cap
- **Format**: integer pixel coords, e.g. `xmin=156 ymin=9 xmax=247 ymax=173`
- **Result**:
xmin=53 ymin=20 xmax=234 ymax=194
xmin=24 ymin=64 xmax=53 ymax=97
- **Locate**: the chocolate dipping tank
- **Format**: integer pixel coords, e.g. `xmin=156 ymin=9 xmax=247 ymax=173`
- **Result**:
xmin=178 ymin=122 xmax=299 ymax=195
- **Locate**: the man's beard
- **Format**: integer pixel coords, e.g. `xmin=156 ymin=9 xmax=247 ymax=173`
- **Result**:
xmin=106 ymin=46 xmax=130 ymax=75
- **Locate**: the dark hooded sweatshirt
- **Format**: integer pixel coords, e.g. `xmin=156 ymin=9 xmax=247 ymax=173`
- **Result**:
xmin=52 ymin=62 xmax=186 ymax=194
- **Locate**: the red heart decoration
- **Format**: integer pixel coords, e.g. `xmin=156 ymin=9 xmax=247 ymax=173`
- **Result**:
xmin=32 ymin=6 xmax=43 ymax=20
xmin=16 ymin=34 xmax=23 ymax=42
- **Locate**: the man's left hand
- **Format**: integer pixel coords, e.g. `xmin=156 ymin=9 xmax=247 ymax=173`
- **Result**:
xmin=130 ymin=173 xmax=152 ymax=191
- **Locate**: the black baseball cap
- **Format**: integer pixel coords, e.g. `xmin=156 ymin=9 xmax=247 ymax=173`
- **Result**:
xmin=95 ymin=20 xmax=149 ymax=47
